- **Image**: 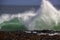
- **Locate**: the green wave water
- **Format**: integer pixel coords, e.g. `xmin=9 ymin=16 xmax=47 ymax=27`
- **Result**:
xmin=0 ymin=17 xmax=27 ymax=31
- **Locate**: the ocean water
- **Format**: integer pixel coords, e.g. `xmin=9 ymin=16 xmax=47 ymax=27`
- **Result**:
xmin=0 ymin=5 xmax=60 ymax=14
xmin=0 ymin=0 xmax=60 ymax=31
xmin=0 ymin=5 xmax=39 ymax=14
xmin=0 ymin=5 xmax=40 ymax=31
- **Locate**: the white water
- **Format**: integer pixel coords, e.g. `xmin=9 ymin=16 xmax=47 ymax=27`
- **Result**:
xmin=0 ymin=11 xmax=36 ymax=24
xmin=0 ymin=0 xmax=60 ymax=30
xmin=26 ymin=0 xmax=60 ymax=30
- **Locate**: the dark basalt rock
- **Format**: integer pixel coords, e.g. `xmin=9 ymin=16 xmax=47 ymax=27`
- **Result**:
xmin=33 ymin=30 xmax=55 ymax=33
xmin=0 ymin=30 xmax=60 ymax=40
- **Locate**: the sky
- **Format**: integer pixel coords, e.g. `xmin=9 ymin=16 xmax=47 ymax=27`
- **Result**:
xmin=0 ymin=0 xmax=60 ymax=5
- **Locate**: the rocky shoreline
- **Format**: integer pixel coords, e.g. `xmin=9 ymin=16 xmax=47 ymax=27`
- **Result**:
xmin=0 ymin=30 xmax=60 ymax=40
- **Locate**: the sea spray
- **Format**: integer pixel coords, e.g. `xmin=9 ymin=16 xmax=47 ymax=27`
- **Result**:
xmin=0 ymin=11 xmax=36 ymax=31
xmin=27 ymin=0 xmax=60 ymax=30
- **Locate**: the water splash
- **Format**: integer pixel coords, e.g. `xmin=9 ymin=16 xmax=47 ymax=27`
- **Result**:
xmin=0 ymin=11 xmax=36 ymax=24
xmin=0 ymin=0 xmax=60 ymax=31
xmin=0 ymin=11 xmax=36 ymax=30
xmin=26 ymin=0 xmax=60 ymax=30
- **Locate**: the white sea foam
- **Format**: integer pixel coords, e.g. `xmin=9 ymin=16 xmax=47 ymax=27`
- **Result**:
xmin=26 ymin=0 xmax=60 ymax=30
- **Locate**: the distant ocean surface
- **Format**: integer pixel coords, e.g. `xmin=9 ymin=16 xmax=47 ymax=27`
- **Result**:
xmin=0 ymin=5 xmax=60 ymax=14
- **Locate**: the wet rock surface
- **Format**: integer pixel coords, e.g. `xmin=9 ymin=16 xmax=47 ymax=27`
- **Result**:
xmin=0 ymin=30 xmax=60 ymax=40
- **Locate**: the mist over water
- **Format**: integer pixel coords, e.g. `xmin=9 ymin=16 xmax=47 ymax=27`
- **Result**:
xmin=0 ymin=0 xmax=60 ymax=31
